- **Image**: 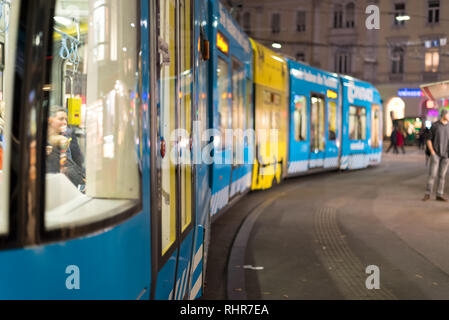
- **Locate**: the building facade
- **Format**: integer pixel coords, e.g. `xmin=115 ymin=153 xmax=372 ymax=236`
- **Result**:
xmin=224 ymin=0 xmax=449 ymax=136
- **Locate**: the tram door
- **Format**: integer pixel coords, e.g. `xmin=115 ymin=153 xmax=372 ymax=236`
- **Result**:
xmin=309 ymin=94 xmax=326 ymax=168
xmin=188 ymin=0 xmax=210 ymax=299
xmin=154 ymin=0 xmax=194 ymax=300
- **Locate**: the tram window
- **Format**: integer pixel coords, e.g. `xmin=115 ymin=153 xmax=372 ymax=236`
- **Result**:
xmin=310 ymin=95 xmax=325 ymax=151
xmin=159 ymin=0 xmax=177 ymax=254
xmin=179 ymin=0 xmax=192 ymax=232
xmin=372 ymin=104 xmax=380 ymax=148
xmin=349 ymin=106 xmax=367 ymax=141
xmin=245 ymin=79 xmax=253 ymax=130
xmin=293 ymin=95 xmax=307 ymax=141
xmin=328 ymin=101 xmax=337 ymax=141
xmin=44 ymin=0 xmax=141 ymax=231
xmin=217 ymin=57 xmax=230 ymax=149
xmin=231 ymin=58 xmax=244 ymax=164
xmin=0 ymin=0 xmax=19 ymax=236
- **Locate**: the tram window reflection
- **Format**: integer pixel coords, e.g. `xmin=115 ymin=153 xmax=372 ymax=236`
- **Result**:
xmin=231 ymin=58 xmax=244 ymax=164
xmin=371 ymin=105 xmax=380 ymax=148
xmin=217 ymin=57 xmax=230 ymax=150
xmin=45 ymin=0 xmax=141 ymax=231
xmin=310 ymin=95 xmax=325 ymax=151
xmin=349 ymin=106 xmax=367 ymax=141
xmin=0 ymin=0 xmax=19 ymax=236
xmin=328 ymin=101 xmax=337 ymax=141
xmin=294 ymin=95 xmax=307 ymax=141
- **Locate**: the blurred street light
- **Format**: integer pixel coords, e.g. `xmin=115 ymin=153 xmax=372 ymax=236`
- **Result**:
xmin=395 ymin=15 xmax=410 ymax=21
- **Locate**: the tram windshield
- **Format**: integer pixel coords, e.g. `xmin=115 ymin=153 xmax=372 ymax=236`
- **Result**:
xmin=0 ymin=0 xmax=17 ymax=236
xmin=44 ymin=0 xmax=141 ymax=231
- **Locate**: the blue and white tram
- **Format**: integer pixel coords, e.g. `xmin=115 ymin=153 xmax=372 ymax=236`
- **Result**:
xmin=0 ymin=0 xmax=383 ymax=300
xmin=287 ymin=59 xmax=342 ymax=175
xmin=0 ymin=0 xmax=215 ymax=300
xmin=339 ymin=76 xmax=383 ymax=170
xmin=286 ymin=59 xmax=383 ymax=176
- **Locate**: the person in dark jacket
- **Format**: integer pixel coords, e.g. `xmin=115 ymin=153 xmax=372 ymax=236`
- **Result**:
xmin=423 ymin=109 xmax=449 ymax=201
xmin=46 ymin=107 xmax=85 ymax=188
xmin=386 ymin=126 xmax=399 ymax=154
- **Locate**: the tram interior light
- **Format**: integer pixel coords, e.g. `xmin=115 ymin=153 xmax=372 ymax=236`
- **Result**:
xmin=54 ymin=16 xmax=73 ymax=27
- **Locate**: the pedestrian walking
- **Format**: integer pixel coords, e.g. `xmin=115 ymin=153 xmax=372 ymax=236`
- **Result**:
xmin=423 ymin=109 xmax=449 ymax=202
xmin=396 ymin=126 xmax=406 ymax=154
xmin=418 ymin=126 xmax=427 ymax=150
xmin=385 ymin=126 xmax=399 ymax=154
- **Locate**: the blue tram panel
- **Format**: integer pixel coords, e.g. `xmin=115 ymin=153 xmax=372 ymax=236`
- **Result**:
xmin=339 ymin=76 xmax=383 ymax=170
xmin=208 ymin=0 xmax=253 ymax=218
xmin=286 ymin=59 xmax=341 ymax=176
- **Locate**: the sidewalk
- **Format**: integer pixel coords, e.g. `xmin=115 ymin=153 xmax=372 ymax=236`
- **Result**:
xmin=204 ymin=146 xmax=449 ymax=300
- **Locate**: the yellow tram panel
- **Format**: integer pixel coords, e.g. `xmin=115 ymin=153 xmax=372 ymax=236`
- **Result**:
xmin=250 ymin=39 xmax=289 ymax=190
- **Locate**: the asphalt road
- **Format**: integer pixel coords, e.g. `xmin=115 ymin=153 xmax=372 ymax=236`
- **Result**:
xmin=203 ymin=147 xmax=449 ymax=300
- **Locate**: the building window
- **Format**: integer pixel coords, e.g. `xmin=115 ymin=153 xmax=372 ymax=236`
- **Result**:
xmin=345 ymin=3 xmax=355 ymax=28
xmin=296 ymin=52 xmax=305 ymax=62
xmin=425 ymin=50 xmax=439 ymax=72
xmin=334 ymin=4 xmax=343 ymax=28
xmin=272 ymin=13 xmax=280 ymax=34
xmin=394 ymin=3 xmax=406 ymax=26
xmin=335 ymin=52 xmax=351 ymax=74
xmin=391 ymin=47 xmax=404 ymax=74
xmin=428 ymin=0 xmax=440 ymax=24
xmin=243 ymin=12 xmax=251 ymax=34
xmin=296 ymin=11 xmax=306 ymax=32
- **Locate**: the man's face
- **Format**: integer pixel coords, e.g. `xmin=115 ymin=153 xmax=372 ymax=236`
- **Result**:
xmin=50 ymin=111 xmax=68 ymax=133
xmin=443 ymin=112 xmax=449 ymax=122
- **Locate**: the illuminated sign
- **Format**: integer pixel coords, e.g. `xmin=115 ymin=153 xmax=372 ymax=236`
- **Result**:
xmin=327 ymin=90 xmax=338 ymax=100
xmin=398 ymin=88 xmax=423 ymax=97
xmin=217 ymin=32 xmax=229 ymax=55
xmin=428 ymin=109 xmax=439 ymax=117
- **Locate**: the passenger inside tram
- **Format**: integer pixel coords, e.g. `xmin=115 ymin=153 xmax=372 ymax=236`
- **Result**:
xmin=46 ymin=106 xmax=85 ymax=190
xmin=44 ymin=0 xmax=141 ymax=231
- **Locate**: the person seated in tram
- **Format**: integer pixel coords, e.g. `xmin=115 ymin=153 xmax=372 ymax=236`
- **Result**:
xmin=46 ymin=106 xmax=85 ymax=190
